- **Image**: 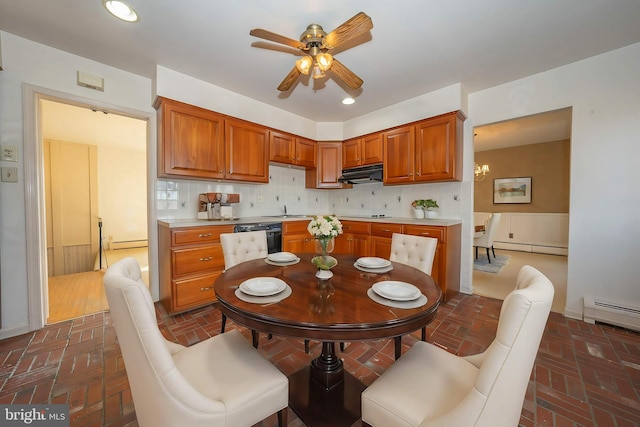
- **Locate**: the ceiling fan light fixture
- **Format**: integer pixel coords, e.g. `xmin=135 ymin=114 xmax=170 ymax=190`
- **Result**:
xmin=295 ymin=56 xmax=313 ymax=75
xmin=315 ymin=52 xmax=333 ymax=71
xmin=102 ymin=0 xmax=139 ymax=22
xmin=342 ymin=97 xmax=355 ymax=105
xmin=311 ymin=66 xmax=326 ymax=80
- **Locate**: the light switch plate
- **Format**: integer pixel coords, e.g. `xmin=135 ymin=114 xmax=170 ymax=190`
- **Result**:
xmin=1 ymin=167 xmax=18 ymax=182
xmin=1 ymin=145 xmax=18 ymax=162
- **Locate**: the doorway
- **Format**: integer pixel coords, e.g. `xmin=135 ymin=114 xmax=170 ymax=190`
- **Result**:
xmin=472 ymin=108 xmax=571 ymax=313
xmin=41 ymin=99 xmax=148 ymax=323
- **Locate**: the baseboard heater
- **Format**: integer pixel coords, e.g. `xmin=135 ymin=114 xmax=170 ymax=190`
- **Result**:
xmin=110 ymin=239 xmax=148 ymax=250
xmin=583 ymin=297 xmax=640 ymax=331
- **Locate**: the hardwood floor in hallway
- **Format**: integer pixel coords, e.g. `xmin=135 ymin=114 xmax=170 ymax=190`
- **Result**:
xmin=1 ymin=291 xmax=639 ymax=426
xmin=47 ymin=271 xmax=109 ymax=324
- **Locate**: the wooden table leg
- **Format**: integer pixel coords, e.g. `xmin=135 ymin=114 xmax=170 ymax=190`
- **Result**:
xmin=289 ymin=341 xmax=366 ymax=427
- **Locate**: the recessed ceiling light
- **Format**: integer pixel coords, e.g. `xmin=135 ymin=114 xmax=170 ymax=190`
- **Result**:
xmin=103 ymin=0 xmax=139 ymax=23
xmin=342 ymin=97 xmax=355 ymax=105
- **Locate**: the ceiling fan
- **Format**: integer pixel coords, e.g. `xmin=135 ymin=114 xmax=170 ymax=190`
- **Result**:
xmin=250 ymin=12 xmax=373 ymax=91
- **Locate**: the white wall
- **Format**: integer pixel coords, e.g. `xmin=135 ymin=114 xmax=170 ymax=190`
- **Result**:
xmin=0 ymin=31 xmax=154 ymax=337
xmin=98 ymin=145 xmax=148 ymax=245
xmin=469 ymin=42 xmax=640 ymax=319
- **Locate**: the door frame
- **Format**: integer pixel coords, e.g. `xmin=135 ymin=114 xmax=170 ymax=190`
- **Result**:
xmin=23 ymin=84 xmax=156 ymax=330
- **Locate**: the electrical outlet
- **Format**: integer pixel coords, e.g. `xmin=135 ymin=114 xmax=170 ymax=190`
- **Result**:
xmin=1 ymin=167 xmax=18 ymax=182
xmin=509 ymin=232 xmax=514 ymax=238
xmin=1 ymin=145 xmax=18 ymax=162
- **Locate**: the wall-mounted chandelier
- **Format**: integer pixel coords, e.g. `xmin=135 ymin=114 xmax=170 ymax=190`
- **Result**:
xmin=474 ymin=163 xmax=490 ymax=181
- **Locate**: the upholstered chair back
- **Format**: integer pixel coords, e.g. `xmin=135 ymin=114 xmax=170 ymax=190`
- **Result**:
xmin=390 ymin=233 xmax=438 ymax=275
xmin=103 ymin=257 xmax=225 ymax=427
xmin=220 ymin=230 xmax=268 ymax=270
xmin=474 ymin=213 xmax=502 ymax=248
xmin=449 ymin=265 xmax=554 ymax=427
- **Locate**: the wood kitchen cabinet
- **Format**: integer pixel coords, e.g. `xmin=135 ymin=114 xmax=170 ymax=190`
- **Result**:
xmin=342 ymin=133 xmax=383 ymax=168
xmin=158 ymin=224 xmax=234 ymax=314
xmin=224 ymin=118 xmax=269 ymax=183
xmin=334 ymin=220 xmax=371 ymax=257
xmin=155 ymin=97 xmax=269 ymax=183
xmin=155 ymin=97 xmax=225 ymax=180
xmin=269 ymin=130 xmax=316 ymax=168
xmin=383 ymin=111 xmax=465 ymax=184
xmin=282 ymin=220 xmax=315 ymax=253
xmin=403 ymin=223 xmax=461 ymax=301
xmin=306 ymin=142 xmax=344 ymax=189
xmin=370 ymin=222 xmax=403 ymax=258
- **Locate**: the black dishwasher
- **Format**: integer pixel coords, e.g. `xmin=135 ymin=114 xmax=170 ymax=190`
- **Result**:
xmin=233 ymin=222 xmax=282 ymax=254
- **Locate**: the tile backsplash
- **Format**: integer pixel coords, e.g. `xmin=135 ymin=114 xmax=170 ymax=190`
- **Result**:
xmin=156 ymin=165 xmax=466 ymax=220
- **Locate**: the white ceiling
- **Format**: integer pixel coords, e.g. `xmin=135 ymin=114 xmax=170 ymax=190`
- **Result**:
xmin=3 ymin=1 xmax=638 ymax=149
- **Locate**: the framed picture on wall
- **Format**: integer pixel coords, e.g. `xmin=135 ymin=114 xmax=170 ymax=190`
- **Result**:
xmin=493 ymin=177 xmax=532 ymax=204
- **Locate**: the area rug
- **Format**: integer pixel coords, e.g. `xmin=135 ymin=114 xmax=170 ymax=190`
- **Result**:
xmin=473 ymin=253 xmax=511 ymax=274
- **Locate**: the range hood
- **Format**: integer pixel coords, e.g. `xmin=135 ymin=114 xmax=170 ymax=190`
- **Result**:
xmin=338 ymin=164 xmax=383 ymax=184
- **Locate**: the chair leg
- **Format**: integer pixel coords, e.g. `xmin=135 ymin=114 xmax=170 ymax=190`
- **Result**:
xmin=340 ymin=342 xmax=345 ymax=352
xmin=220 ymin=313 xmax=227 ymax=334
xmin=486 ymin=247 xmax=491 ymax=263
xmin=277 ymin=407 xmax=288 ymax=427
xmin=394 ymin=336 xmax=402 ymax=360
xmin=421 ymin=327 xmax=427 ymax=341
xmin=492 ymin=245 xmax=496 ymax=258
xmin=304 ymin=340 xmax=310 ymax=354
xmin=251 ymin=330 xmax=259 ymax=348
xmin=475 ymin=246 xmax=478 ymax=259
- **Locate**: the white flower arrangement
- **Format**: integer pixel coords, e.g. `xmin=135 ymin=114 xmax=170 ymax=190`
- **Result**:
xmin=307 ymin=215 xmax=343 ymax=239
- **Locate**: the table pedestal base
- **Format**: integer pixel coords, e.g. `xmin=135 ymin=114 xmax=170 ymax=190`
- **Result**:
xmin=289 ymin=366 xmax=366 ymax=427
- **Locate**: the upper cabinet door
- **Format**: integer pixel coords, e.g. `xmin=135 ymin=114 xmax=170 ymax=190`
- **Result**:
xmin=307 ymin=142 xmax=342 ymax=189
xmin=342 ymin=138 xmax=361 ymax=168
xmin=294 ymin=137 xmax=317 ymax=168
xmin=156 ymin=97 xmax=225 ymax=179
xmin=383 ymin=125 xmax=415 ymax=184
xmin=361 ymin=133 xmax=383 ymax=165
xmin=415 ymin=111 xmax=464 ymax=182
xmin=269 ymin=130 xmax=295 ymax=164
xmin=225 ymin=118 xmax=269 ymax=183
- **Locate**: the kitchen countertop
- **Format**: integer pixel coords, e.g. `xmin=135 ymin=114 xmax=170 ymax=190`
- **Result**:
xmin=158 ymin=216 xmax=462 ymax=228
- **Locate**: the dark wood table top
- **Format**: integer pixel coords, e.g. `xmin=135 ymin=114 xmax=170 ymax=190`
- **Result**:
xmin=214 ymin=253 xmax=442 ymax=342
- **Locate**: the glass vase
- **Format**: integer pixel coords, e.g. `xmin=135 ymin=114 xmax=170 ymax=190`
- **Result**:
xmin=315 ymin=237 xmax=335 ymax=256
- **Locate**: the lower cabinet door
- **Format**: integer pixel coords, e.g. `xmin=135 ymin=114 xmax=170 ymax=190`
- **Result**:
xmin=173 ymin=273 xmax=220 ymax=312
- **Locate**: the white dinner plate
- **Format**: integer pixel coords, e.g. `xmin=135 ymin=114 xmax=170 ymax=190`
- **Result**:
xmin=239 ymin=277 xmax=287 ymax=296
xmin=372 ymin=281 xmax=421 ymax=301
xmin=356 ymin=257 xmax=391 ymax=268
xmin=353 ymin=262 xmax=393 ymax=274
xmin=268 ymin=252 xmax=298 ymax=263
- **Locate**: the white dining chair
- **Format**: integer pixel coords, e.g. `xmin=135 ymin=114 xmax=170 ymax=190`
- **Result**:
xmin=220 ymin=230 xmax=269 ymax=346
xmin=474 ymin=213 xmax=502 ymax=263
xmin=103 ymin=257 xmax=289 ymax=427
xmin=361 ymin=265 xmax=554 ymax=427
xmin=389 ymin=233 xmax=439 ymax=358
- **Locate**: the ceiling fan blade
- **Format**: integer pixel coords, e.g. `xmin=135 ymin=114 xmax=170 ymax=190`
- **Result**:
xmin=250 ymin=28 xmax=305 ymax=49
xmin=277 ymin=66 xmax=302 ymax=91
xmin=323 ymin=12 xmax=373 ymax=49
xmin=329 ymin=58 xmax=363 ymax=89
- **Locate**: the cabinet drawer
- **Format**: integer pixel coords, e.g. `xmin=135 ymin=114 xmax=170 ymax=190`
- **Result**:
xmin=371 ymin=223 xmax=403 ymax=238
xmin=173 ymin=273 xmax=220 ymax=311
xmin=341 ymin=220 xmax=371 ymax=234
xmin=172 ymin=245 xmax=224 ymax=276
xmin=172 ymin=225 xmax=234 ymax=246
xmin=403 ymin=225 xmax=445 ymax=242
xmin=283 ymin=220 xmax=310 ymax=234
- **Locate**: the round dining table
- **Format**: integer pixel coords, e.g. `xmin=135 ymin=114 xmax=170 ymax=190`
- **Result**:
xmin=214 ymin=253 xmax=441 ymax=427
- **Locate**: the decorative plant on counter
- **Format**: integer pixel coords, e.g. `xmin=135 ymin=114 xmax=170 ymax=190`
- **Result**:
xmin=422 ymin=199 xmax=439 ymax=210
xmin=308 ymin=215 xmax=343 ymax=279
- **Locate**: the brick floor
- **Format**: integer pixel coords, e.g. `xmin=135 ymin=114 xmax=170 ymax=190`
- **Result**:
xmin=1 ymin=293 xmax=639 ymax=426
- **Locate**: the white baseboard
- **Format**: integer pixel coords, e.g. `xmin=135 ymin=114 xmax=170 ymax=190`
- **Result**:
xmin=494 ymin=241 xmax=568 ymax=256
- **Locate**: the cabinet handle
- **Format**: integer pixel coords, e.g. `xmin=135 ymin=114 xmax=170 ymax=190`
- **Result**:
xmin=416 ymin=172 xmax=421 ymax=176
xmin=227 ymin=170 xmax=232 ymax=174
xmin=198 ymin=233 xmax=212 ymax=238
xmin=219 ymin=170 xmax=224 ymax=173
xmin=200 ymin=286 xmax=214 ymax=291
xmin=420 ymin=232 xmax=431 ymax=236
xmin=199 ymin=257 xmax=213 ymax=262
xmin=381 ymin=229 xmax=392 ymax=232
